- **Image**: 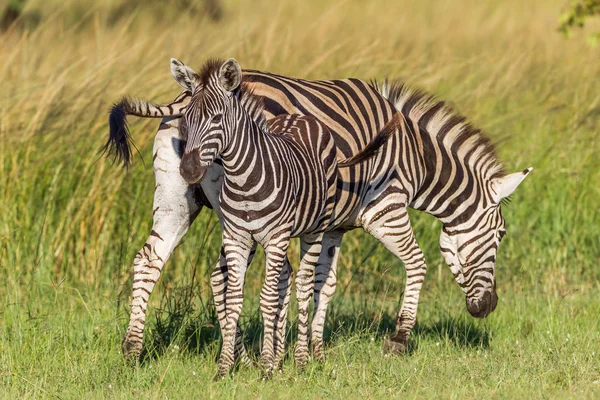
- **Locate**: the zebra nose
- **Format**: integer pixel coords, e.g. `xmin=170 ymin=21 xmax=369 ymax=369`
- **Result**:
xmin=180 ymin=150 xmax=205 ymax=184
xmin=466 ymin=291 xmax=498 ymax=318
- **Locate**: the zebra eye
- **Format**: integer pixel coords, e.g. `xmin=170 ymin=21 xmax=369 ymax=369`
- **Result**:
xmin=211 ymin=114 xmax=223 ymax=124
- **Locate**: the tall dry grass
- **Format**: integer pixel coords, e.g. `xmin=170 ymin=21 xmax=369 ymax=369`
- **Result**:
xmin=0 ymin=0 xmax=598 ymax=308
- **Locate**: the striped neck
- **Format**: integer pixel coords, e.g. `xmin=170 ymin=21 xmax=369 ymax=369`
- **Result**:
xmin=410 ymin=129 xmax=500 ymax=226
xmin=377 ymin=81 xmax=504 ymax=227
xmin=219 ymin=103 xmax=266 ymax=178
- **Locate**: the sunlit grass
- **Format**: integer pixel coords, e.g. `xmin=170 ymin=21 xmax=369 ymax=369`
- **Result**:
xmin=1 ymin=0 xmax=599 ymax=397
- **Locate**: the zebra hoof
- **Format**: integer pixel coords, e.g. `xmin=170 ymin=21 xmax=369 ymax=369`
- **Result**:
xmin=212 ymin=370 xmax=227 ymax=382
xmin=383 ymin=338 xmax=407 ymax=355
xmin=294 ymin=353 xmax=309 ymax=370
xmin=313 ymin=350 xmax=325 ymax=363
xmin=259 ymin=357 xmax=276 ymax=380
xmin=260 ymin=369 xmax=273 ymax=381
xmin=121 ymin=337 xmax=142 ymax=364
xmin=276 ymin=358 xmax=285 ymax=372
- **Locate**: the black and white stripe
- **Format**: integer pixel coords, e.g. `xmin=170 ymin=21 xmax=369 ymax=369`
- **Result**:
xmin=174 ymin=58 xmax=393 ymax=377
xmin=108 ymin=60 xmax=531 ymax=365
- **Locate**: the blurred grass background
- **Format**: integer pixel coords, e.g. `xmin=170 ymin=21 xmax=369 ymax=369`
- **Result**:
xmin=0 ymin=0 xmax=599 ymax=398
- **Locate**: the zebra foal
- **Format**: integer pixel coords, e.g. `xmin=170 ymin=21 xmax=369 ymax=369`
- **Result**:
xmin=172 ymin=58 xmax=395 ymax=377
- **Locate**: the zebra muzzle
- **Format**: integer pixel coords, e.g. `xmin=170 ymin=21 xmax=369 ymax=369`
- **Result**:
xmin=466 ymin=290 xmax=498 ymax=318
xmin=180 ymin=150 xmax=207 ymax=184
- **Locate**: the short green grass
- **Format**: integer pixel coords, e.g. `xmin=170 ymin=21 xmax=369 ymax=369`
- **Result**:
xmin=2 ymin=282 xmax=599 ymax=398
xmin=1 ymin=0 xmax=599 ymax=398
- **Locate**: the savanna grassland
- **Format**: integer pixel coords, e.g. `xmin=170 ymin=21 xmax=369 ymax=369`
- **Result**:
xmin=1 ymin=0 xmax=599 ymax=398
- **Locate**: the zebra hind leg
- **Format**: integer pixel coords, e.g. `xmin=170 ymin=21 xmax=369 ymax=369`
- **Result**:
xmin=122 ymin=115 xmax=201 ymax=363
xmin=294 ymin=235 xmax=323 ymax=369
xmin=310 ymin=231 xmax=343 ymax=362
xmin=361 ymin=199 xmax=427 ymax=354
xmin=122 ymin=213 xmax=197 ymax=363
xmin=273 ymin=257 xmax=293 ymax=371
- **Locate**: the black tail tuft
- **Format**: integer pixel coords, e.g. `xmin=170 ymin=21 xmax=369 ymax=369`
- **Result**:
xmin=338 ymin=113 xmax=401 ymax=168
xmin=101 ymin=100 xmax=134 ymax=168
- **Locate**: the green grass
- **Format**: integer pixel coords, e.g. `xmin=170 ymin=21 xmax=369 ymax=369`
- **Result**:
xmin=2 ymin=283 xmax=599 ymax=398
xmin=1 ymin=0 xmax=600 ymax=398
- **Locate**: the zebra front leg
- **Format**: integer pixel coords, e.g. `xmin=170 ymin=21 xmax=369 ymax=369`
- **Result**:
xmin=211 ymin=246 xmax=292 ymax=369
xmin=123 ymin=117 xmax=202 ymax=362
xmin=362 ymin=202 xmax=427 ymax=354
xmin=259 ymin=239 xmax=291 ymax=378
xmin=210 ymin=245 xmax=258 ymax=367
xmin=215 ymin=231 xmax=254 ymax=379
xmin=294 ymin=235 xmax=323 ymax=368
xmin=311 ymin=231 xmax=343 ymax=362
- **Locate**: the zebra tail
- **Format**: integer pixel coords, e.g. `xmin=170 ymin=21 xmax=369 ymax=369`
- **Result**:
xmin=100 ymin=92 xmax=191 ymax=168
xmin=100 ymin=99 xmax=135 ymax=168
xmin=337 ymin=113 xmax=401 ymax=168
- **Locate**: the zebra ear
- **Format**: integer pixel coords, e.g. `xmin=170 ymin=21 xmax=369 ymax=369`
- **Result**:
xmin=491 ymin=168 xmax=532 ymax=204
xmin=218 ymin=58 xmax=242 ymax=92
xmin=170 ymin=58 xmax=200 ymax=92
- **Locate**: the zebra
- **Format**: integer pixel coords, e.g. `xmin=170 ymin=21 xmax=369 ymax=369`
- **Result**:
xmin=104 ymin=60 xmax=531 ymax=365
xmin=172 ymin=57 xmax=397 ymax=377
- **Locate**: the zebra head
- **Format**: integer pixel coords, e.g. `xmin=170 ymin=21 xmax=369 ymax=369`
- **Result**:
xmin=170 ymin=58 xmax=243 ymax=184
xmin=439 ymin=168 xmax=532 ymax=318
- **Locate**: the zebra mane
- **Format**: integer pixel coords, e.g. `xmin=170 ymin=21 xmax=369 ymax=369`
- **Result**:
xmin=373 ymin=80 xmax=505 ymax=179
xmin=196 ymin=58 xmax=270 ymax=132
xmin=239 ymin=86 xmax=271 ymax=133
xmin=197 ymin=58 xmax=226 ymax=87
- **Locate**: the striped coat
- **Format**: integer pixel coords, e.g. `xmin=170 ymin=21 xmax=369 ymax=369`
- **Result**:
xmin=105 ymin=59 xmax=531 ymax=367
xmin=174 ymin=58 xmax=395 ymax=377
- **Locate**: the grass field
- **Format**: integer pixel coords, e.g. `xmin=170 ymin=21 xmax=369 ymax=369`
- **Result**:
xmin=1 ymin=0 xmax=599 ymax=398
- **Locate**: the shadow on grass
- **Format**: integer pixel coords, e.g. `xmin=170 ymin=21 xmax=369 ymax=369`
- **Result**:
xmin=138 ymin=285 xmax=266 ymax=365
xmin=138 ymin=290 xmax=490 ymax=364
xmin=412 ymin=317 xmax=491 ymax=349
xmin=138 ymin=285 xmax=219 ymax=364
xmin=323 ymin=306 xmax=491 ymax=351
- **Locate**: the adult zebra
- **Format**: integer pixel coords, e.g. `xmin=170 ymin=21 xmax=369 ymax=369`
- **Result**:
xmin=105 ymin=61 xmax=531 ymax=363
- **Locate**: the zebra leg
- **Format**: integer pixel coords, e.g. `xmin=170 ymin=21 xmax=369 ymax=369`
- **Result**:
xmin=211 ymin=245 xmax=292 ymax=369
xmin=273 ymin=256 xmax=293 ymax=370
xmin=294 ymin=235 xmax=323 ymax=368
xmin=259 ymin=239 xmax=291 ymax=379
xmin=215 ymin=231 xmax=254 ymax=380
xmin=362 ymin=201 xmax=427 ymax=354
xmin=210 ymin=245 xmax=258 ymax=367
xmin=122 ymin=118 xmax=202 ymax=362
xmin=310 ymin=231 xmax=343 ymax=362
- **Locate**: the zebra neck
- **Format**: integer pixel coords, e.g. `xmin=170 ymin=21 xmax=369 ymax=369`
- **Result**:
xmin=410 ymin=137 xmax=493 ymax=225
xmin=220 ymin=111 xmax=266 ymax=178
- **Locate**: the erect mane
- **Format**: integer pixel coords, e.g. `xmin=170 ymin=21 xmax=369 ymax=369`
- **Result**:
xmin=239 ymin=85 xmax=270 ymax=133
xmin=373 ymin=80 xmax=505 ymax=179
xmin=196 ymin=58 xmax=270 ymax=132
xmin=197 ymin=58 xmax=225 ymax=87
